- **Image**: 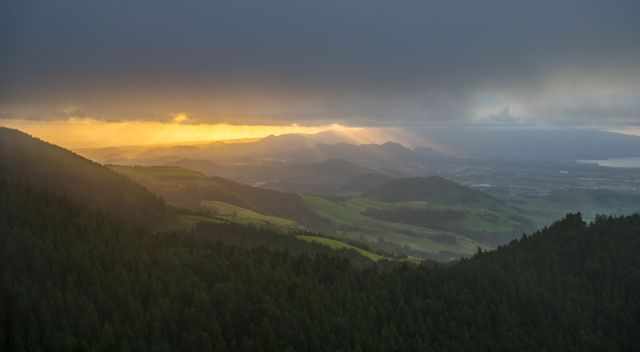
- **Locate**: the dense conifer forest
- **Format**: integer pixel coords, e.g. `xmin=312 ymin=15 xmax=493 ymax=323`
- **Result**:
xmin=2 ymin=170 xmax=639 ymax=351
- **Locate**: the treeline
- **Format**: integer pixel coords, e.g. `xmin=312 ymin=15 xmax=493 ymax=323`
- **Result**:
xmin=1 ymin=178 xmax=639 ymax=351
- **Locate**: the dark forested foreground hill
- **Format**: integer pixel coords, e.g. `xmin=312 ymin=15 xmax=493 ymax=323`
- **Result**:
xmin=1 ymin=170 xmax=639 ymax=351
xmin=0 ymin=128 xmax=168 ymax=229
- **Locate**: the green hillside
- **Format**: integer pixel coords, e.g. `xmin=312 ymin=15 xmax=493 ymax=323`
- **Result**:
xmin=303 ymin=195 xmax=489 ymax=260
xmin=303 ymin=187 xmax=535 ymax=260
xmin=297 ymin=235 xmax=385 ymax=261
xmin=201 ymin=200 xmax=298 ymax=230
xmin=361 ymin=202 xmax=534 ymax=244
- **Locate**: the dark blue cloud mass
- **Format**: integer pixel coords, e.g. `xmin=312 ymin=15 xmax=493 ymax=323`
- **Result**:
xmin=1 ymin=0 xmax=639 ymax=126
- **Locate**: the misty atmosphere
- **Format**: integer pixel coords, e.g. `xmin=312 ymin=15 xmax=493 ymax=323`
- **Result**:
xmin=2 ymin=1 xmax=640 ymax=351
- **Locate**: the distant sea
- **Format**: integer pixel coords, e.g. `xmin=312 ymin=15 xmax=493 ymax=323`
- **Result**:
xmin=578 ymin=157 xmax=640 ymax=168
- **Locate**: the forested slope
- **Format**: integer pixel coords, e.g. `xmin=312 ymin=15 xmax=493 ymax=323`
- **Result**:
xmin=1 ymin=170 xmax=639 ymax=351
xmin=0 ymin=128 xmax=168 ymax=229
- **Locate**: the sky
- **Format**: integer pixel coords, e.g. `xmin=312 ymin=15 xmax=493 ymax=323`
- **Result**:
xmin=1 ymin=0 xmax=640 ymax=147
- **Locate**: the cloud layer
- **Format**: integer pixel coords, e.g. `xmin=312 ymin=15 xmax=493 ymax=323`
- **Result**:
xmin=2 ymin=0 xmax=639 ymax=127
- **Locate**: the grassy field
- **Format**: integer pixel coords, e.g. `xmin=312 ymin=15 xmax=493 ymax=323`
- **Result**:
xmin=303 ymin=195 xmax=489 ymax=260
xmin=297 ymin=235 xmax=385 ymax=261
xmin=178 ymin=205 xmax=395 ymax=262
xmin=347 ymin=197 xmax=528 ymax=234
xmin=201 ymin=200 xmax=299 ymax=230
xmin=169 ymin=201 xmax=424 ymax=263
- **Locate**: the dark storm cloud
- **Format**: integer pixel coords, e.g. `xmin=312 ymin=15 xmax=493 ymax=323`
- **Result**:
xmin=1 ymin=0 xmax=639 ymax=126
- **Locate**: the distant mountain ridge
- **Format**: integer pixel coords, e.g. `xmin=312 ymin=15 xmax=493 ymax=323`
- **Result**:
xmin=78 ymin=131 xmax=431 ymax=176
xmin=77 ymin=132 xmax=432 ymax=195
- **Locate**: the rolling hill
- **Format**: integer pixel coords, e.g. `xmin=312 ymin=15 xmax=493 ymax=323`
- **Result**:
xmin=300 ymin=176 xmax=535 ymax=258
xmin=366 ymin=176 xmax=501 ymax=207
xmin=0 ymin=128 xmax=385 ymax=263
xmin=108 ymin=165 xmax=328 ymax=228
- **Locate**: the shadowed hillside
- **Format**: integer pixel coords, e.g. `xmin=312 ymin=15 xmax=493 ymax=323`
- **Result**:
xmin=366 ymin=176 xmax=501 ymax=207
xmin=109 ymin=165 xmax=328 ymax=228
xmin=0 ymin=128 xmax=168 ymax=229
xmin=339 ymin=172 xmax=394 ymax=193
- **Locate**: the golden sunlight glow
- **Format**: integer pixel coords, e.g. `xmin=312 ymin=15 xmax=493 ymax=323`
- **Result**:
xmin=172 ymin=113 xmax=189 ymax=123
xmin=0 ymin=118 xmax=369 ymax=149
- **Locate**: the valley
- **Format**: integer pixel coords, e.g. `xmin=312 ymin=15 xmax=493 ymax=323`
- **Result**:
xmin=89 ymin=130 xmax=640 ymax=261
xmin=3 ymin=127 xmax=640 ymax=350
xmin=108 ymin=162 xmax=533 ymax=261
